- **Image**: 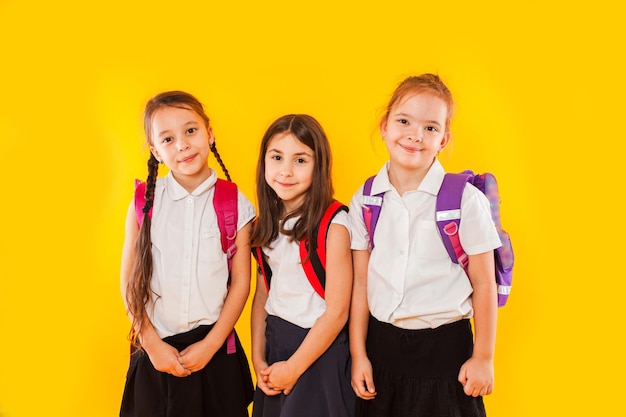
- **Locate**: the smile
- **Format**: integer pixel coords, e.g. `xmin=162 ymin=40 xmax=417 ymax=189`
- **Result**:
xmin=399 ymin=144 xmax=422 ymax=153
xmin=178 ymin=154 xmax=197 ymax=163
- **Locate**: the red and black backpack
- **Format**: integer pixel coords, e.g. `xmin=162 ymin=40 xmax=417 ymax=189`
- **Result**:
xmin=252 ymin=200 xmax=348 ymax=299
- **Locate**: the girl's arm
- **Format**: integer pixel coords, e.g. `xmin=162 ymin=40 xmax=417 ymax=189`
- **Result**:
xmin=251 ymin=264 xmax=278 ymax=395
xmin=119 ymin=202 xmax=138 ymax=314
xmin=349 ymin=249 xmax=377 ymax=399
xmin=458 ymin=250 xmax=498 ymax=397
xmin=178 ymin=221 xmax=253 ymax=372
xmin=120 ymin=202 xmax=189 ymax=377
xmin=262 ymin=223 xmax=353 ymax=395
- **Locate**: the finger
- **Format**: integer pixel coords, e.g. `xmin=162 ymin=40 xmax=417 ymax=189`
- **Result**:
xmin=363 ymin=374 xmax=376 ymax=395
xmin=352 ymin=380 xmax=375 ymax=399
xmin=457 ymin=369 xmax=468 ymax=386
xmin=264 ymin=388 xmax=282 ymax=396
xmin=351 ymin=379 xmax=367 ymax=397
xmin=174 ymin=362 xmax=189 ymax=376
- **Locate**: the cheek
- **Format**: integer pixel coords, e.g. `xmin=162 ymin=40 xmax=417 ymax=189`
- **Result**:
xmin=302 ymin=167 xmax=314 ymax=186
xmin=264 ymin=162 xmax=275 ymax=183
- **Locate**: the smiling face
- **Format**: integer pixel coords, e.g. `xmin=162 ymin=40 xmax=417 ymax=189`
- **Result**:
xmin=149 ymin=105 xmax=213 ymax=191
xmin=381 ymin=92 xmax=450 ymax=175
xmin=264 ymin=131 xmax=315 ymax=212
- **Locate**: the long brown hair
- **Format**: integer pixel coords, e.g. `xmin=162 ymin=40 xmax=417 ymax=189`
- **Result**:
xmin=126 ymin=91 xmax=231 ymax=347
xmin=251 ymin=114 xmax=334 ymax=251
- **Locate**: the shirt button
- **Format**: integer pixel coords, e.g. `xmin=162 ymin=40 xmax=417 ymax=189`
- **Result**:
xmin=183 ymin=280 xmax=189 ymax=286
xmin=187 ymin=198 xmax=193 ymax=203
xmin=400 ymin=250 xmax=406 ymax=256
xmin=182 ymin=308 xmax=187 ymax=314
xmin=185 ymin=225 xmax=191 ymax=229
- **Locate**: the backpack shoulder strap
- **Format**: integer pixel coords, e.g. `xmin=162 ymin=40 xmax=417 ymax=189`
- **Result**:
xmin=436 ymin=173 xmax=473 ymax=268
xmin=299 ymin=200 xmax=348 ymax=299
xmin=212 ymin=178 xmax=239 ymax=354
xmin=213 ymin=179 xmax=239 ymax=271
xmin=252 ymin=241 xmax=272 ymax=292
xmin=134 ymin=179 xmax=150 ymax=226
xmin=362 ymin=175 xmax=383 ymax=249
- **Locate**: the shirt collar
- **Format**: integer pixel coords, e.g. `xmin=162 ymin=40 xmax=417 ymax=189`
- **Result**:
xmin=165 ymin=169 xmax=218 ymax=201
xmin=372 ymin=159 xmax=446 ymax=196
xmin=419 ymin=159 xmax=446 ymax=196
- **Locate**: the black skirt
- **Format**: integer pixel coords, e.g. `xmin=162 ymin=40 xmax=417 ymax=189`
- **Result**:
xmin=120 ymin=325 xmax=253 ymax=417
xmin=356 ymin=316 xmax=486 ymax=417
xmin=252 ymin=315 xmax=355 ymax=417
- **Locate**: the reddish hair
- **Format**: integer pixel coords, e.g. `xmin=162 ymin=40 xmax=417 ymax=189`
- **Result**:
xmin=383 ymin=74 xmax=455 ymax=132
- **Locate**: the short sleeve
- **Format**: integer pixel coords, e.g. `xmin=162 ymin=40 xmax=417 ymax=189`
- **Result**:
xmin=236 ymin=190 xmax=256 ymax=230
xmin=348 ymin=185 xmax=370 ymax=251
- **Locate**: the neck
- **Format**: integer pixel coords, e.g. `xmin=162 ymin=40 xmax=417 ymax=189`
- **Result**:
xmin=172 ymin=165 xmax=212 ymax=193
xmin=388 ymin=160 xmax=434 ymax=195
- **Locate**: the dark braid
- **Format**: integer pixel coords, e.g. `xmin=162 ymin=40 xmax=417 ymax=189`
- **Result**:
xmin=210 ymin=141 xmax=232 ymax=182
xmin=127 ymin=154 xmax=160 ymax=348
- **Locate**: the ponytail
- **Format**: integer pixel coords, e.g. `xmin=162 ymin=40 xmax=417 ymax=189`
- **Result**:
xmin=126 ymin=153 xmax=160 ymax=348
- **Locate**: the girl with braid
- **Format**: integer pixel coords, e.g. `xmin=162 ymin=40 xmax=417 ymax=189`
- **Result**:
xmin=119 ymin=91 xmax=255 ymax=417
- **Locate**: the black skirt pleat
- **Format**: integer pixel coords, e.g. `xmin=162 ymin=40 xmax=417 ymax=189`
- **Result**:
xmin=120 ymin=325 xmax=253 ymax=417
xmin=252 ymin=315 xmax=355 ymax=417
xmin=356 ymin=317 xmax=486 ymax=417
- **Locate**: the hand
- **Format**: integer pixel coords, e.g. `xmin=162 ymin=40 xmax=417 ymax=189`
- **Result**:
xmin=254 ymin=361 xmax=281 ymax=396
xmin=458 ymin=356 xmax=494 ymax=397
xmin=144 ymin=339 xmax=190 ymax=378
xmin=262 ymin=361 xmax=299 ymax=395
xmin=351 ymin=355 xmax=377 ymax=400
xmin=178 ymin=340 xmax=218 ymax=374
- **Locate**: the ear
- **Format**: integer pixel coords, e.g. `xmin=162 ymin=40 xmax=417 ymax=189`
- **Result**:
xmin=150 ymin=146 xmax=161 ymax=163
xmin=379 ymin=117 xmax=388 ymax=139
xmin=208 ymin=126 xmax=215 ymax=146
xmin=439 ymin=131 xmax=451 ymax=151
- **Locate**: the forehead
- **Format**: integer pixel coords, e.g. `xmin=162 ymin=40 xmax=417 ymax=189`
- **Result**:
xmin=392 ymin=92 xmax=449 ymax=120
xmin=151 ymin=105 xmax=202 ymax=129
xmin=267 ymin=132 xmax=313 ymax=153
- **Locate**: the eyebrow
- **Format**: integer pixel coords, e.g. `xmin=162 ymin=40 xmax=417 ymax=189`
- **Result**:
xmin=266 ymin=148 xmax=312 ymax=157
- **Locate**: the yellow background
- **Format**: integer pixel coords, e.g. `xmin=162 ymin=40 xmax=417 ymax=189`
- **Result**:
xmin=1 ymin=0 xmax=623 ymax=416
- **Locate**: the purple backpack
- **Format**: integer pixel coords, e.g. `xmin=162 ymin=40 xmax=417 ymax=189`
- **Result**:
xmin=362 ymin=171 xmax=514 ymax=307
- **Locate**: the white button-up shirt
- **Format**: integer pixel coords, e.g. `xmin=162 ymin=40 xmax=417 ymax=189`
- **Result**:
xmin=264 ymin=211 xmax=351 ymax=329
xmin=349 ymin=160 xmax=501 ymax=329
xmin=145 ymin=170 xmax=255 ymax=338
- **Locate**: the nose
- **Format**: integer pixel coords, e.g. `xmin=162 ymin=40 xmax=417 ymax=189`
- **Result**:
xmin=279 ymin=164 xmax=293 ymax=177
xmin=408 ymin=128 xmax=423 ymax=143
xmin=177 ymin=139 xmax=191 ymax=151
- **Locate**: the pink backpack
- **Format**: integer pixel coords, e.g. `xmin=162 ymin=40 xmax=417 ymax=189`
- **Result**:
xmin=362 ymin=171 xmax=514 ymax=307
xmin=134 ymin=178 xmax=239 ymax=352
